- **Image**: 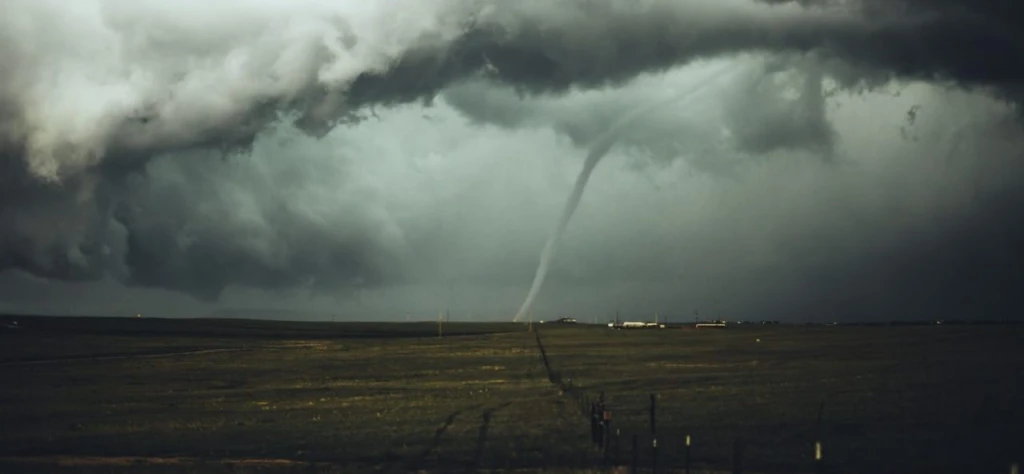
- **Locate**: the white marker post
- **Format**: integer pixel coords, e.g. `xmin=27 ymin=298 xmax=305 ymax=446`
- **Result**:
xmin=814 ymin=440 xmax=823 ymax=474
xmin=685 ymin=434 xmax=692 ymax=474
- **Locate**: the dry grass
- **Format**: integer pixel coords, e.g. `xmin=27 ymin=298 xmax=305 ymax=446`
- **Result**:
xmin=1 ymin=317 xmax=1021 ymax=473
xmin=0 ymin=320 xmax=596 ymax=473
xmin=537 ymin=324 xmax=1024 ymax=473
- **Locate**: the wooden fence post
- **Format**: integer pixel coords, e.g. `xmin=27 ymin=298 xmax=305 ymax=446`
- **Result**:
xmin=601 ymin=408 xmax=612 ymax=461
xmin=601 ymin=420 xmax=608 ymax=461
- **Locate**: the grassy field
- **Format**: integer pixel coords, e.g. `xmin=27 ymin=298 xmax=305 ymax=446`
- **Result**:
xmin=0 ymin=316 xmax=1020 ymax=473
xmin=537 ymin=324 xmax=1024 ymax=473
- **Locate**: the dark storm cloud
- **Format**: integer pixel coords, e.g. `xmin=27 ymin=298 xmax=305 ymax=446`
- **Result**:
xmin=442 ymin=54 xmax=831 ymax=182
xmin=5 ymin=0 xmax=1023 ymax=177
xmin=0 ymin=163 xmax=116 ymax=282
xmin=441 ymin=65 xmax=734 ymax=162
xmin=799 ymin=111 xmax=1024 ymax=321
xmin=767 ymin=172 xmax=1024 ymax=322
xmin=1 ymin=0 xmax=1023 ymax=302
xmin=722 ymin=58 xmax=835 ymax=156
xmin=439 ymin=0 xmax=1023 ymax=103
xmin=111 ymin=129 xmax=409 ymax=301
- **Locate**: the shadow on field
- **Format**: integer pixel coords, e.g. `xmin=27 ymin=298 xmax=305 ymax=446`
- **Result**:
xmin=472 ymin=402 xmax=512 ymax=468
xmin=406 ymin=405 xmax=476 ymax=471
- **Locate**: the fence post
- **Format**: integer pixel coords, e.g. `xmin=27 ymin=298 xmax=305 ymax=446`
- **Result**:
xmin=601 ymin=419 xmax=608 ymax=461
xmin=684 ymin=434 xmax=691 ymax=474
xmin=814 ymin=440 xmax=823 ymax=474
xmin=732 ymin=436 xmax=744 ymax=474
xmin=631 ymin=434 xmax=638 ymax=474
xmin=815 ymin=401 xmax=825 ymax=474
xmin=601 ymin=408 xmax=611 ymax=459
xmin=650 ymin=394 xmax=657 ymax=473
xmin=652 ymin=435 xmax=658 ymax=474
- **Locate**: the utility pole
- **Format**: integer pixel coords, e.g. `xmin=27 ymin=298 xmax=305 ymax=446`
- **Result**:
xmin=446 ymin=280 xmax=454 ymax=324
xmin=438 ymin=310 xmax=443 ymax=338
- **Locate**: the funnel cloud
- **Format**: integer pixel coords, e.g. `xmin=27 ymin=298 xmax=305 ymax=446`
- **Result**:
xmin=512 ymin=64 xmax=736 ymax=322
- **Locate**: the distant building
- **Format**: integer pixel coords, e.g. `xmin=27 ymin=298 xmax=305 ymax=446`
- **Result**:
xmin=541 ymin=317 xmax=578 ymax=324
xmin=608 ymin=321 xmax=665 ymax=329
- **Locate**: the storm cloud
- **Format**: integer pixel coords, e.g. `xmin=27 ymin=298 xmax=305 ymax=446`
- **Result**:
xmin=1 ymin=0 xmax=1023 ymax=319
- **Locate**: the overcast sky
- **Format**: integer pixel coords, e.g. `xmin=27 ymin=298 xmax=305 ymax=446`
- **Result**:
xmin=1 ymin=0 xmax=1022 ymax=322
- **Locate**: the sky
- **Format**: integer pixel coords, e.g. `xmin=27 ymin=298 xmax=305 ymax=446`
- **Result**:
xmin=1 ymin=0 xmax=1023 ymax=322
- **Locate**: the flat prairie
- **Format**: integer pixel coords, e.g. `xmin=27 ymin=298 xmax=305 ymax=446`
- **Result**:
xmin=0 ymin=316 xmax=1019 ymax=473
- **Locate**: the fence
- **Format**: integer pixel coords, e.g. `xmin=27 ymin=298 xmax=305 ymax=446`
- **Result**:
xmin=531 ymin=328 xmax=1017 ymax=474
xmin=534 ymin=325 xmax=825 ymax=472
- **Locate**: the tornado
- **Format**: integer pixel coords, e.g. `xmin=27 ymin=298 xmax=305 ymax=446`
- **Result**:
xmin=512 ymin=65 xmax=736 ymax=323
